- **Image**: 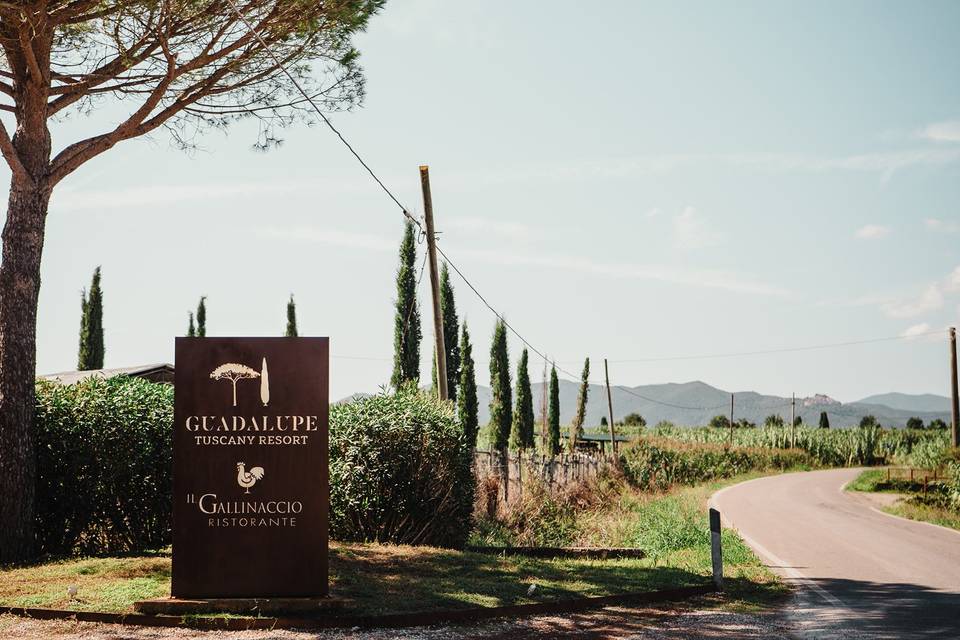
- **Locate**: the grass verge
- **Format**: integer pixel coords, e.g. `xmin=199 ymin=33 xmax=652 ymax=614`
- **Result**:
xmin=0 ymin=542 xmax=707 ymax=616
xmin=846 ymin=468 xmax=960 ymax=532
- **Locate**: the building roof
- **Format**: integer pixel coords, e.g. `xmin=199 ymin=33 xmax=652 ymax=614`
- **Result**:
xmin=40 ymin=363 xmax=174 ymax=385
xmin=567 ymin=432 xmax=635 ymax=443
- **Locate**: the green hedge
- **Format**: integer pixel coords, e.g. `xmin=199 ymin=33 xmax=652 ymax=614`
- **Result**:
xmin=329 ymin=386 xmax=473 ymax=548
xmin=34 ymin=376 xmax=173 ymax=555
xmin=620 ymin=437 xmax=810 ymax=491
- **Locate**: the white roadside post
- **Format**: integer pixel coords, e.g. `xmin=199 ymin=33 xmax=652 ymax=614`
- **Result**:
xmin=710 ymin=507 xmax=723 ymax=591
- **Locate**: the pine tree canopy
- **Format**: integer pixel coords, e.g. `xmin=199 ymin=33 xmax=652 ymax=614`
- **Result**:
xmin=392 ymin=221 xmax=421 ymax=387
xmin=187 ymin=312 xmax=196 ymax=337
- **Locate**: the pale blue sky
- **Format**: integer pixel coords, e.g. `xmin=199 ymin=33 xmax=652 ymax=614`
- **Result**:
xmin=11 ymin=0 xmax=960 ymax=400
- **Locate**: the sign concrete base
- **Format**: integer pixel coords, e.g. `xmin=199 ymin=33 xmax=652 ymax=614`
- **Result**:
xmin=134 ymin=596 xmax=346 ymax=616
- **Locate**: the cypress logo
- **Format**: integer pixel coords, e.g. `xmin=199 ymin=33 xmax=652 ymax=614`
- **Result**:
xmin=209 ymin=358 xmax=271 ymax=407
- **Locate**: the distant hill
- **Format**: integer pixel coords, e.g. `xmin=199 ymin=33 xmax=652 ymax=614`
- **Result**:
xmin=342 ymin=380 xmax=951 ymax=429
xmin=853 ymin=392 xmax=951 ymax=414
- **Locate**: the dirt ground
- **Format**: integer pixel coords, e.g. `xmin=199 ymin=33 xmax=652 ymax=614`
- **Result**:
xmin=0 ymin=599 xmax=793 ymax=639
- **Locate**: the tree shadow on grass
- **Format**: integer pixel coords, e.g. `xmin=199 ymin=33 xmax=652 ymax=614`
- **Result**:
xmin=329 ymin=544 xmax=711 ymax=616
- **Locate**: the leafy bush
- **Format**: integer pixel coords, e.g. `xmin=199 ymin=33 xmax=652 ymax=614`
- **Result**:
xmin=329 ymin=386 xmax=473 ymax=548
xmin=34 ymin=376 xmax=173 ymax=555
xmin=619 ymin=438 xmax=810 ymax=491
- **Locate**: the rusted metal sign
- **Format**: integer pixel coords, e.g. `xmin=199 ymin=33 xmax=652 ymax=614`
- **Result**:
xmin=172 ymin=337 xmax=329 ymax=598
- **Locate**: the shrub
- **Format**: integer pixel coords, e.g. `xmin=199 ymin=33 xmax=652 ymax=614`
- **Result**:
xmin=34 ymin=376 xmax=173 ymax=555
xmin=329 ymin=386 xmax=473 ymax=548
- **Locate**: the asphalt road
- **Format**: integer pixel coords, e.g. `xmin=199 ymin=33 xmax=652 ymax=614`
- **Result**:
xmin=712 ymin=468 xmax=960 ymax=639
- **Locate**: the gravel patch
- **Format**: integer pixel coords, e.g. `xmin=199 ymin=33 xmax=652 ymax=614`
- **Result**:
xmin=0 ymin=601 xmax=793 ymax=639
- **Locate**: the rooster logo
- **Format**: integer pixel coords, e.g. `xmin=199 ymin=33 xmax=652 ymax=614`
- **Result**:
xmin=236 ymin=462 xmax=265 ymax=494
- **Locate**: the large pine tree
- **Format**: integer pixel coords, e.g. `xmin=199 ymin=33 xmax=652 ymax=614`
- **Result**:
xmin=569 ymin=358 xmax=590 ymax=451
xmin=392 ymin=221 xmax=421 ymax=387
xmin=77 ymin=267 xmax=104 ymax=370
xmin=510 ymin=348 xmax=535 ymax=451
xmin=431 ymin=262 xmax=461 ymax=402
xmin=458 ymin=321 xmax=479 ymax=449
xmin=286 ymin=294 xmax=298 ymax=337
xmin=548 ymin=365 xmax=561 ymax=456
xmin=489 ymin=319 xmax=512 ymax=452
xmin=196 ymin=296 xmax=207 ymax=337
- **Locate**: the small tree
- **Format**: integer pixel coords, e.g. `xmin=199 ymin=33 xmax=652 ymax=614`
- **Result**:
xmin=793 ymin=416 xmax=803 ymax=427
xmin=392 ymin=222 xmax=421 ymax=388
xmin=187 ymin=313 xmax=196 ymax=338
xmin=736 ymin=418 xmax=756 ymax=429
xmin=457 ymin=322 xmax=479 ymax=449
xmin=906 ymin=416 xmax=924 ymax=430
xmin=488 ymin=320 xmax=512 ymax=452
xmin=548 ymin=366 xmax=561 ymax=456
xmin=431 ymin=263 xmax=461 ymax=403
xmin=286 ymin=295 xmax=298 ymax=337
xmin=569 ymin=358 xmax=590 ymax=451
xmin=859 ymin=415 xmax=879 ymax=429
xmin=764 ymin=414 xmax=785 ymax=428
xmin=210 ymin=363 xmax=260 ymax=408
xmin=929 ymin=418 xmax=948 ymax=430
xmin=622 ymin=412 xmax=646 ymax=428
xmin=510 ymin=349 xmax=535 ymax=451
xmin=819 ymin=411 xmax=830 ymax=429
xmin=77 ymin=267 xmax=104 ymax=371
xmin=709 ymin=414 xmax=730 ymax=429
xmin=196 ymin=297 xmax=207 ymax=338
xmin=600 ymin=416 xmax=608 ymax=427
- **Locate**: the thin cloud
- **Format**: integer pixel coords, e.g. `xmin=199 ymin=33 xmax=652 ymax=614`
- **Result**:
xmin=258 ymin=224 xmax=788 ymax=297
xmin=855 ymin=224 xmax=891 ymax=239
xmin=920 ymin=120 xmax=960 ymax=143
xmin=925 ymin=218 xmax=960 ymax=233
xmin=882 ymin=284 xmax=944 ymax=319
xmin=901 ymin=323 xmax=932 ymax=339
xmin=673 ymin=206 xmax=725 ymax=250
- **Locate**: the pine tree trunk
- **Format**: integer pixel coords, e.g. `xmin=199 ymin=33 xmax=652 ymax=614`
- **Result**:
xmin=0 ymin=178 xmax=51 ymax=562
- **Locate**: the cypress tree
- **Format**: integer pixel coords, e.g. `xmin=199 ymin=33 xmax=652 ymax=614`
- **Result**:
xmin=510 ymin=348 xmax=535 ymax=451
xmin=548 ymin=365 xmax=561 ymax=456
xmin=819 ymin=411 xmax=830 ymax=429
xmin=458 ymin=321 xmax=479 ymax=449
xmin=187 ymin=312 xmax=196 ymax=337
xmin=391 ymin=221 xmax=421 ymax=387
xmin=285 ymin=294 xmax=298 ymax=337
xmin=569 ymin=358 xmax=590 ymax=451
xmin=77 ymin=266 xmax=104 ymax=370
xmin=488 ymin=319 xmax=512 ymax=452
xmin=196 ymin=296 xmax=207 ymax=337
xmin=431 ymin=262 xmax=461 ymax=402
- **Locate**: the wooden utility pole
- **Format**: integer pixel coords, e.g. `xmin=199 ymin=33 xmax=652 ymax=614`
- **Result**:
xmin=729 ymin=393 xmax=734 ymax=445
xmin=951 ymin=327 xmax=959 ymax=448
xmin=790 ymin=392 xmax=796 ymax=449
xmin=604 ymin=359 xmax=617 ymax=455
xmin=419 ymin=165 xmax=447 ymax=401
